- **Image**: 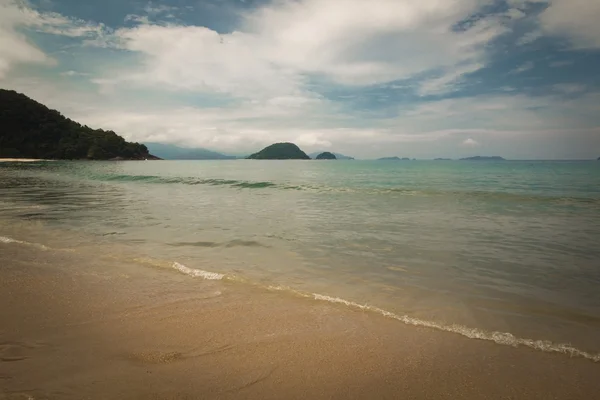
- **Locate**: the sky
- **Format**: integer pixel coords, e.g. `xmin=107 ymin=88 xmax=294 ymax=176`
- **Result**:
xmin=1 ymin=0 xmax=599 ymax=159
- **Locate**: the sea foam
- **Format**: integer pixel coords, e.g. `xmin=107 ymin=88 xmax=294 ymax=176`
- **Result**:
xmin=310 ymin=294 xmax=600 ymax=362
xmin=166 ymin=264 xmax=600 ymax=362
xmin=171 ymin=262 xmax=225 ymax=280
xmin=0 ymin=235 xmax=48 ymax=249
xmin=0 ymin=236 xmax=18 ymax=244
xmin=266 ymin=285 xmax=600 ymax=362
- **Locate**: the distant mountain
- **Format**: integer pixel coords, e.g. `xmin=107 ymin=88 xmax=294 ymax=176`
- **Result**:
xmin=248 ymin=143 xmax=310 ymax=160
xmin=0 ymin=89 xmax=156 ymax=160
xmin=315 ymin=152 xmax=337 ymax=160
xmin=378 ymin=156 xmax=411 ymax=161
xmin=460 ymin=156 xmax=506 ymax=161
xmin=309 ymin=151 xmax=354 ymax=160
xmin=145 ymin=142 xmax=235 ymax=160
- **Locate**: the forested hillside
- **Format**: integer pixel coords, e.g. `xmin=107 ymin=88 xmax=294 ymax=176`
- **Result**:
xmin=0 ymin=89 xmax=155 ymax=160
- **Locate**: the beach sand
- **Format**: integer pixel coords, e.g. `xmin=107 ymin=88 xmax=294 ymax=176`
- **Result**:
xmin=1 ymin=241 xmax=599 ymax=400
xmin=0 ymin=159 xmax=49 ymax=162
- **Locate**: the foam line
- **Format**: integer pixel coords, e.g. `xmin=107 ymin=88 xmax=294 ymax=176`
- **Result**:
xmin=171 ymin=262 xmax=225 ymax=280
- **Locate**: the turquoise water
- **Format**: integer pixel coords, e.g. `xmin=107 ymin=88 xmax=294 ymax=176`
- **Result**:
xmin=1 ymin=160 xmax=600 ymax=357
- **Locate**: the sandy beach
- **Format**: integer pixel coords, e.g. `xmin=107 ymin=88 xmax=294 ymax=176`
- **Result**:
xmin=0 ymin=159 xmax=49 ymax=162
xmin=1 ymin=238 xmax=599 ymax=400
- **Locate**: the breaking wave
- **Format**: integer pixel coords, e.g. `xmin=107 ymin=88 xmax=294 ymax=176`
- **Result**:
xmin=171 ymin=262 xmax=225 ymax=280
xmin=169 ymin=263 xmax=600 ymax=363
xmin=85 ymin=173 xmax=600 ymax=206
xmin=0 ymin=235 xmax=48 ymax=250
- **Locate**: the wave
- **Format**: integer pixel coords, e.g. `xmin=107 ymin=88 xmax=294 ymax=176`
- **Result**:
xmin=0 ymin=235 xmax=48 ymax=250
xmin=170 ymin=263 xmax=600 ymax=362
xmin=172 ymin=262 xmax=224 ymax=280
xmin=87 ymin=173 xmax=600 ymax=206
xmin=2 ymin=236 xmax=598 ymax=363
xmin=308 ymin=294 xmax=600 ymax=362
xmin=168 ymin=239 xmax=268 ymax=248
xmin=98 ymin=174 xmax=285 ymax=189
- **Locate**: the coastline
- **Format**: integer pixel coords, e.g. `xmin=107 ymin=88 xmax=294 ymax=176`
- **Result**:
xmin=1 ymin=237 xmax=599 ymax=399
xmin=0 ymin=158 xmax=51 ymax=162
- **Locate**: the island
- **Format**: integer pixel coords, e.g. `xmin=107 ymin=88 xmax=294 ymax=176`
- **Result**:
xmin=434 ymin=158 xmax=452 ymax=161
xmin=309 ymin=151 xmax=354 ymax=160
xmin=378 ymin=156 xmax=411 ymax=161
xmin=247 ymin=143 xmax=310 ymax=160
xmin=460 ymin=156 xmax=506 ymax=161
xmin=315 ymin=152 xmax=337 ymax=160
xmin=0 ymin=89 xmax=158 ymax=160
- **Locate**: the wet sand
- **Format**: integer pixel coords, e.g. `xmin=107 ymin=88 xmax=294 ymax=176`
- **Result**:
xmin=1 ymin=242 xmax=599 ymax=400
xmin=0 ymin=159 xmax=49 ymax=162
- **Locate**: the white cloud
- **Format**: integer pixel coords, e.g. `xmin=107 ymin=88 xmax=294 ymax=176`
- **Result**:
xmin=552 ymin=83 xmax=585 ymax=94
xmin=462 ymin=138 xmax=480 ymax=147
xmin=1 ymin=0 xmax=599 ymax=159
xmin=244 ymin=0 xmax=507 ymax=84
xmin=505 ymin=8 xmax=526 ymax=19
xmin=103 ymin=25 xmax=305 ymax=99
xmin=509 ymin=61 xmax=534 ymax=74
xmin=87 ymin=0 xmax=512 ymax=100
xmin=505 ymin=1 xmax=600 ymax=49
xmin=0 ymin=0 xmax=51 ymax=78
xmin=0 ymin=0 xmax=108 ymax=79
xmin=397 ymin=92 xmax=599 ymax=133
xmin=418 ymin=62 xmax=484 ymax=95
xmin=1 ymin=0 xmax=516 ymax=100
xmin=538 ymin=0 xmax=600 ymax=49
xmin=5 ymin=75 xmax=600 ymax=159
xmin=60 ymin=70 xmax=90 ymax=77
xmin=506 ymin=0 xmax=548 ymax=9
xmin=517 ymin=30 xmax=542 ymax=46
xmin=549 ymin=60 xmax=573 ymax=67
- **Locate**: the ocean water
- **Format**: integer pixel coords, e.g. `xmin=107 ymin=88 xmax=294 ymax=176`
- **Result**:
xmin=1 ymin=160 xmax=600 ymax=360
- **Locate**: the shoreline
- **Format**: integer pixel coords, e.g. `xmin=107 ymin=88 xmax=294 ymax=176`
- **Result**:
xmin=0 ymin=158 xmax=51 ymax=162
xmin=1 ymin=239 xmax=599 ymax=399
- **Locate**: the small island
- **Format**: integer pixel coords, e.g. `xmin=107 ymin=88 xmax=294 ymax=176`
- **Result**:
xmin=309 ymin=152 xmax=354 ymax=160
xmin=0 ymin=89 xmax=158 ymax=160
xmin=247 ymin=143 xmax=310 ymax=160
xmin=434 ymin=158 xmax=452 ymax=161
xmin=460 ymin=156 xmax=506 ymax=161
xmin=315 ymin=152 xmax=337 ymax=160
xmin=378 ymin=156 xmax=411 ymax=161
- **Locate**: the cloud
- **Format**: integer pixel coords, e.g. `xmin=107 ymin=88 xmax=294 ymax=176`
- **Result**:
xmin=86 ymin=0 xmax=514 ymax=100
xmin=398 ymin=92 xmax=599 ymax=133
xmin=6 ymin=73 xmax=600 ymax=159
xmin=418 ymin=62 xmax=484 ymax=95
xmin=124 ymin=2 xmax=178 ymax=25
xmin=509 ymin=61 xmax=534 ymax=74
xmin=60 ymin=70 xmax=90 ymax=77
xmin=102 ymin=24 xmax=306 ymax=99
xmin=0 ymin=0 xmax=51 ymax=78
xmin=516 ymin=30 xmax=542 ymax=46
xmin=505 ymin=8 xmax=526 ymax=20
xmin=1 ymin=0 xmax=599 ymax=160
xmin=538 ymin=0 xmax=600 ymax=49
xmin=549 ymin=60 xmax=573 ymax=67
xmin=244 ymin=0 xmax=509 ymax=84
xmin=462 ymin=138 xmax=480 ymax=147
xmin=552 ymin=83 xmax=585 ymax=94
xmin=0 ymin=0 xmax=108 ymax=79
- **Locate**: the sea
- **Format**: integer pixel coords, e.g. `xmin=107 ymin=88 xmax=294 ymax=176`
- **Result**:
xmin=1 ymin=159 xmax=599 ymax=361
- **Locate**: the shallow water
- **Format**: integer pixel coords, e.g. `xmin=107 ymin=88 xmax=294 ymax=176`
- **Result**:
xmin=1 ymin=159 xmax=599 ymax=358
